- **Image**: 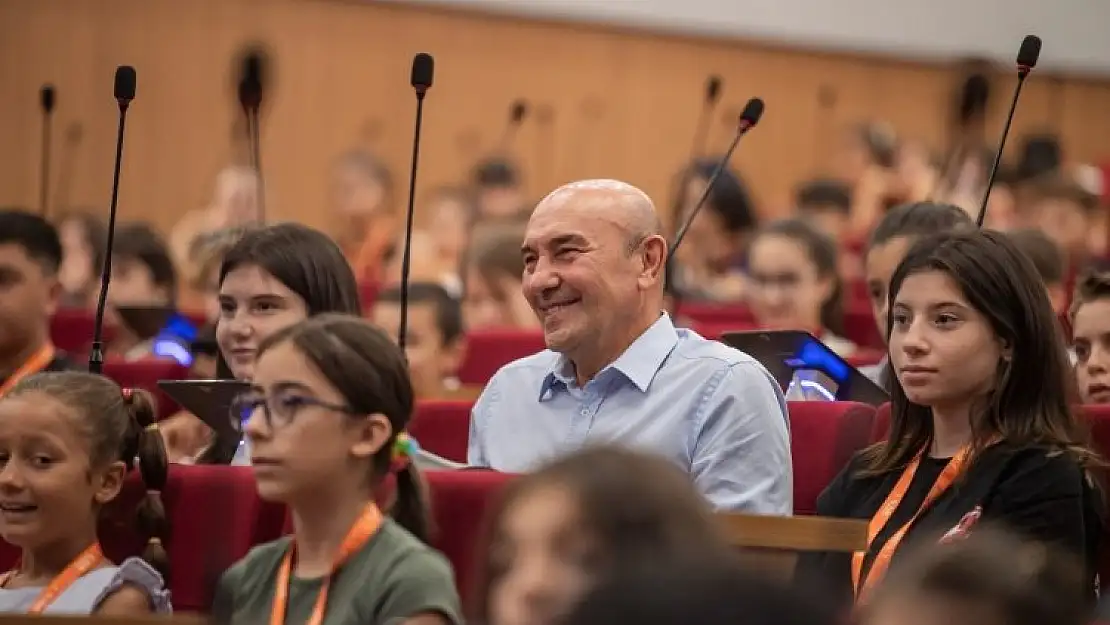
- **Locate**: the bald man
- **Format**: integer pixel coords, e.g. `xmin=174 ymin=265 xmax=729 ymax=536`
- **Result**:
xmin=468 ymin=180 xmax=791 ymax=514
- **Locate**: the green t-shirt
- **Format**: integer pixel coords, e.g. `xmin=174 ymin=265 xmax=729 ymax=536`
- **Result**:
xmin=213 ymin=519 xmax=462 ymax=625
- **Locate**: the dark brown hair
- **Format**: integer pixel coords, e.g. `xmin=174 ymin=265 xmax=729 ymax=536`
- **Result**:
xmin=867 ymin=528 xmax=1091 ymax=625
xmin=1069 ymin=269 xmax=1110 ymax=321
xmin=472 ymin=446 xmax=731 ymax=623
xmin=8 ymin=372 xmax=170 ymax=579
xmin=255 ymin=314 xmax=429 ymax=542
xmin=1007 ymin=229 xmax=1065 ymax=286
xmin=859 ymin=230 xmax=1098 ymax=476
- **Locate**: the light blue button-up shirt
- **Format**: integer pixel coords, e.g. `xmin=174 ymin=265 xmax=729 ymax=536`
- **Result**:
xmin=468 ymin=314 xmax=793 ymax=514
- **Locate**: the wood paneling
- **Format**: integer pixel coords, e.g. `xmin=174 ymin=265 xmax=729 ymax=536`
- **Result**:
xmin=1 ymin=0 xmax=1107 ymax=234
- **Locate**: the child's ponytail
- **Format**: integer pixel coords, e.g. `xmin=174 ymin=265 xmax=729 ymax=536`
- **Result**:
xmin=389 ymin=433 xmax=432 ymax=543
xmin=121 ymin=388 xmax=171 ymax=581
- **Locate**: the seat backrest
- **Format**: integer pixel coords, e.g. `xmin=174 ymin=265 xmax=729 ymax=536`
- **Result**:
xmin=426 ymin=470 xmax=517 ymax=613
xmin=458 ymin=330 xmax=546 ymax=385
xmin=788 ymin=401 xmax=876 ymax=515
xmin=1080 ymin=404 xmax=1110 ymax=587
xmin=673 ymin=302 xmax=756 ymax=327
xmin=103 ymin=359 xmax=189 ymax=420
xmin=410 ymin=400 xmax=474 ymax=463
xmin=871 ymin=403 xmax=892 ymax=443
xmin=50 ymin=309 xmax=114 ymax=355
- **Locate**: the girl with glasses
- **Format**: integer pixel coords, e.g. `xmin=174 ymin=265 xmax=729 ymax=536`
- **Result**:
xmin=213 ymin=314 xmax=460 ymax=625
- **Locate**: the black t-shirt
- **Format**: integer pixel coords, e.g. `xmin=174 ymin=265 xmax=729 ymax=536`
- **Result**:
xmin=795 ymin=444 xmax=1103 ymax=609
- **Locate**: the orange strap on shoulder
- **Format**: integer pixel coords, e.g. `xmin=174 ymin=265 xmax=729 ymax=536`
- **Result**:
xmin=0 ymin=344 xmax=56 ymax=398
xmin=0 ymin=543 xmax=105 ymax=613
xmin=851 ymin=447 xmax=971 ymax=602
xmin=270 ymin=504 xmax=384 ymax=625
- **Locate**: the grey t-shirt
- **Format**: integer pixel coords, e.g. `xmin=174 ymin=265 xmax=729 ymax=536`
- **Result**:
xmin=213 ymin=518 xmax=461 ymax=625
xmin=0 ymin=557 xmax=170 ymax=615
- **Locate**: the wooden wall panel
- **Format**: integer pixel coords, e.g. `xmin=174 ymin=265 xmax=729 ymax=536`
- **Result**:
xmin=0 ymin=0 xmax=1107 ymax=236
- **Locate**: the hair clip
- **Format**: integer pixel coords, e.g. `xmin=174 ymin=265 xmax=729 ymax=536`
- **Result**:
xmin=145 ymin=423 xmax=159 ymax=432
xmin=390 ymin=433 xmax=419 ymax=473
xmin=121 ymin=387 xmax=133 ymax=400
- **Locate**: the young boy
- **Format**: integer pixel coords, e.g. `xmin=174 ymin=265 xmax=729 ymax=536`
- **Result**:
xmin=0 ymin=209 xmax=75 ymax=391
xmin=1070 ymin=270 xmax=1110 ymax=404
xmin=106 ymin=223 xmax=179 ymax=361
xmin=371 ymin=282 xmax=467 ymax=398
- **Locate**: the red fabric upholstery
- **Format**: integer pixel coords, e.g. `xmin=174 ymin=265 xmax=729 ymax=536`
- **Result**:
xmin=1080 ymin=404 xmax=1110 ymax=585
xmin=103 ymin=359 xmax=189 ymax=421
xmin=50 ymin=309 xmax=115 ymax=355
xmin=788 ymin=401 xmax=876 ymax=515
xmin=411 ymin=400 xmax=474 ymax=463
xmin=689 ymin=320 xmax=758 ymax=341
xmin=871 ymin=402 xmax=891 ymax=443
xmin=844 ymin=349 xmax=885 ymax=368
xmin=426 ymin=470 xmax=517 ymax=612
xmin=458 ymin=330 xmax=546 ymax=385
xmin=842 ymin=306 xmax=884 ymax=350
xmin=673 ymin=302 xmax=756 ymax=327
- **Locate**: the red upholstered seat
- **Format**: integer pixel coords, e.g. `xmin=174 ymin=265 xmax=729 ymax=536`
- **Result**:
xmin=842 ymin=305 xmax=884 ymax=350
xmin=50 ymin=309 xmax=115 ymax=355
xmin=690 ymin=320 xmax=758 ymax=341
xmin=673 ymin=302 xmax=756 ymax=327
xmin=788 ymin=401 xmax=876 ymax=515
xmin=871 ymin=402 xmax=891 ymax=443
xmin=425 ymin=470 xmax=516 ymax=612
xmin=103 ymin=465 xmax=285 ymax=613
xmin=103 ymin=359 xmax=189 ymax=420
xmin=1080 ymin=404 xmax=1110 ymax=586
xmin=458 ymin=330 xmax=546 ymax=385
xmin=411 ymin=400 xmax=474 ymax=463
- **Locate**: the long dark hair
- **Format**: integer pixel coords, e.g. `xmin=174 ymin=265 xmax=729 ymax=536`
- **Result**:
xmin=219 ymin=222 xmax=362 ymax=317
xmin=473 ymin=446 xmax=732 ymax=623
xmin=859 ymin=230 xmax=1097 ymax=475
xmin=750 ymin=219 xmax=844 ymax=335
xmin=256 ymin=314 xmax=429 ymax=542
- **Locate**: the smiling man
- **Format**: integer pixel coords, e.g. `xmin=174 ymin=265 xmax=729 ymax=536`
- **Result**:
xmin=467 ymin=180 xmax=792 ymax=514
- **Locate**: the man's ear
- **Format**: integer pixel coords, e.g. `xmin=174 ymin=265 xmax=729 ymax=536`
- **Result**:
xmin=639 ymin=235 xmax=668 ymax=287
xmin=349 ymin=413 xmax=393 ymax=460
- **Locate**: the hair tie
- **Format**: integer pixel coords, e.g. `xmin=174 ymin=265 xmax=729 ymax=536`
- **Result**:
xmin=147 ymin=537 xmax=162 ymax=546
xmin=146 ymin=489 xmax=161 ymax=497
xmin=144 ymin=423 xmax=159 ymax=432
xmin=390 ymin=433 xmax=419 ymax=473
xmin=121 ymin=387 xmax=133 ymax=401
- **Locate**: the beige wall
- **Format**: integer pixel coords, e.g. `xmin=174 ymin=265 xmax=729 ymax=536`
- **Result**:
xmin=1 ymin=0 xmax=1108 ymax=234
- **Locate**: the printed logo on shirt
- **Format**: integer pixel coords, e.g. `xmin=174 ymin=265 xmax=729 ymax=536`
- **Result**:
xmin=939 ymin=505 xmax=982 ymax=544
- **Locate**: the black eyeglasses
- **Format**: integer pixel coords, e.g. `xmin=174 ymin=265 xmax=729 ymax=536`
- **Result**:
xmin=229 ymin=390 xmax=356 ymax=434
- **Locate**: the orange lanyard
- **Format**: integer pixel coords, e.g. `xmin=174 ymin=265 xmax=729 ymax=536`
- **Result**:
xmin=0 ymin=543 xmax=105 ymax=613
xmin=851 ymin=447 xmax=971 ymax=601
xmin=0 ymin=344 xmax=56 ymax=398
xmin=271 ymin=504 xmax=384 ymax=625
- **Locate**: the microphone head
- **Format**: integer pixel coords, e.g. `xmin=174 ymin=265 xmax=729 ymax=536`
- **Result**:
xmin=411 ymin=53 xmax=434 ymax=93
xmin=706 ymin=75 xmax=723 ymax=103
xmin=1017 ymin=35 xmax=1042 ymax=71
xmin=40 ymin=85 xmax=56 ymax=113
xmin=510 ymin=100 xmax=528 ymax=124
xmin=236 ymin=45 xmax=269 ymax=106
xmin=739 ymin=98 xmax=765 ymax=128
xmin=114 ymin=66 xmax=136 ymax=102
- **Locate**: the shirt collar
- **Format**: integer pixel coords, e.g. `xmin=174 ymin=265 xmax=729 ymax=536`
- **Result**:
xmin=538 ymin=313 xmax=680 ymax=399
